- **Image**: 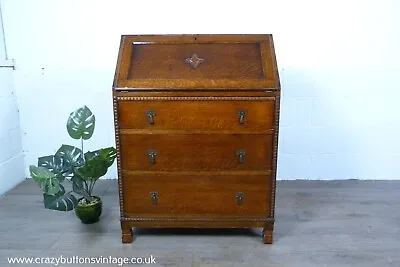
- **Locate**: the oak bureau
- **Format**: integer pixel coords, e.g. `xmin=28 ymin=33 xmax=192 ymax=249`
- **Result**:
xmin=112 ymin=34 xmax=281 ymax=244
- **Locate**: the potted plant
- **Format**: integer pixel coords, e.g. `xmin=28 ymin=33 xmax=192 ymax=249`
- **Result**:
xmin=29 ymin=105 xmax=116 ymax=224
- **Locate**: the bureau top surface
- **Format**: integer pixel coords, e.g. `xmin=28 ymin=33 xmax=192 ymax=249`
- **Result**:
xmin=113 ymin=34 xmax=280 ymax=90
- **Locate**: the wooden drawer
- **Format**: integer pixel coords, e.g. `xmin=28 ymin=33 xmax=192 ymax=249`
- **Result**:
xmin=122 ymin=172 xmax=271 ymax=216
xmin=119 ymin=134 xmax=273 ymax=171
xmin=117 ymin=98 xmax=275 ymax=131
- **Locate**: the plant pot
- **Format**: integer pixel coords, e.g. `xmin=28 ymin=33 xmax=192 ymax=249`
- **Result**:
xmin=75 ymin=196 xmax=102 ymax=224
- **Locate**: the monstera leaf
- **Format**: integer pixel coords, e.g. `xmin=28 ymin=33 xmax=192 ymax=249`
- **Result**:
xmin=67 ymin=105 xmax=95 ymax=140
xmin=71 ymin=174 xmax=84 ymax=195
xmin=55 ymin=145 xmax=84 ymax=173
xmin=76 ymin=147 xmax=117 ymax=180
xmin=71 ymin=174 xmax=93 ymax=200
xmin=84 ymin=147 xmax=116 ymax=167
xmin=38 ymin=155 xmax=68 ymax=181
xmin=43 ymin=185 xmax=77 ymax=211
xmin=84 ymin=150 xmax=100 ymax=161
xmin=98 ymin=147 xmax=117 ymax=168
xmin=29 ymin=166 xmax=62 ymax=195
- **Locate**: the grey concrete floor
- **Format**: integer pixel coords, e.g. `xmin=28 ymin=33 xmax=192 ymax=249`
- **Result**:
xmin=0 ymin=179 xmax=399 ymax=267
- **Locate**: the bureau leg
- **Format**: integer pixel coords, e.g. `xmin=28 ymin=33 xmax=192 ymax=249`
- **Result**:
xmin=121 ymin=222 xmax=134 ymax=243
xmin=262 ymin=228 xmax=273 ymax=244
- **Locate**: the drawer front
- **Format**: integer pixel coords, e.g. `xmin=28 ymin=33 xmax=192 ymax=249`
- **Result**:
xmin=119 ymin=134 xmax=273 ymax=171
xmin=117 ymin=99 xmax=275 ymax=131
xmin=122 ymin=172 xmax=271 ymax=216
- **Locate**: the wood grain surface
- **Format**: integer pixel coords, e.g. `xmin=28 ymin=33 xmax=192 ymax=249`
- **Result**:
xmin=118 ymin=99 xmax=275 ymax=131
xmin=113 ymin=34 xmax=278 ymax=89
xmin=122 ymin=172 xmax=272 ymax=216
xmin=119 ymin=134 xmax=273 ymax=171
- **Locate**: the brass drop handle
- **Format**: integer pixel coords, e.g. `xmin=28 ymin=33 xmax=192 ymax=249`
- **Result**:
xmin=237 ymin=110 xmax=247 ymax=124
xmin=150 ymin=192 xmax=158 ymax=205
xmin=147 ymin=149 xmax=157 ymax=164
xmin=146 ymin=110 xmax=156 ymax=124
xmin=236 ymin=192 xmax=244 ymax=206
xmin=236 ymin=149 xmax=246 ymax=164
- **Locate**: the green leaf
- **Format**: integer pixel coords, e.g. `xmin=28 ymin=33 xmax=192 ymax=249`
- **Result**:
xmin=55 ymin=145 xmax=84 ymax=172
xmin=67 ymin=105 xmax=95 ymax=140
xmin=29 ymin=166 xmax=62 ymax=195
xmin=71 ymin=174 xmax=93 ymax=200
xmin=71 ymin=174 xmax=84 ymax=195
xmin=75 ymin=147 xmax=116 ymax=181
xmin=84 ymin=150 xmax=100 ymax=161
xmin=76 ymin=158 xmax=108 ymax=181
xmin=99 ymin=147 xmax=117 ymax=168
xmin=84 ymin=147 xmax=116 ymax=167
xmin=43 ymin=186 xmax=77 ymax=211
xmin=38 ymin=155 xmax=67 ymax=181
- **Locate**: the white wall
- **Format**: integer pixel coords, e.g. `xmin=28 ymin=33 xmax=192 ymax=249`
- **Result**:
xmin=0 ymin=3 xmax=25 ymax=195
xmin=1 ymin=0 xmax=399 ymax=180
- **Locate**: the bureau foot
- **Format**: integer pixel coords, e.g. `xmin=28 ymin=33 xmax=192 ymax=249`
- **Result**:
xmin=122 ymin=229 xmax=134 ymax=243
xmin=121 ymin=222 xmax=134 ymax=243
xmin=262 ymin=228 xmax=273 ymax=244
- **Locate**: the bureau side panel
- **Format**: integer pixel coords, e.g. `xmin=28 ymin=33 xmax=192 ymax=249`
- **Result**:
xmin=113 ymin=96 xmax=125 ymax=218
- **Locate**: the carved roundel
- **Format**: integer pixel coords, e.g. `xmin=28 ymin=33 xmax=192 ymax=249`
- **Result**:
xmin=185 ymin=53 xmax=204 ymax=69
